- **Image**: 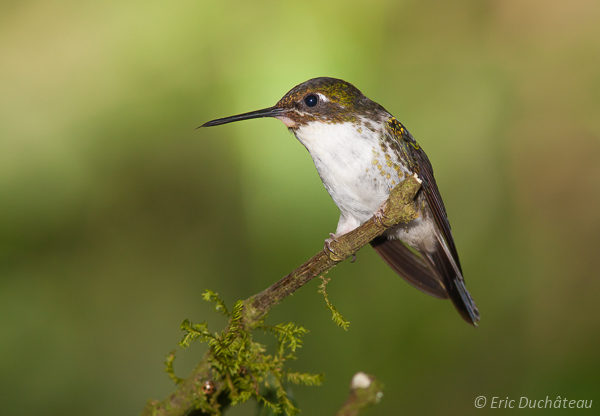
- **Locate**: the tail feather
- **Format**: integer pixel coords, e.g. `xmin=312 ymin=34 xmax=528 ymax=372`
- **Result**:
xmin=371 ymin=235 xmax=480 ymax=326
xmin=430 ymin=232 xmax=480 ymax=325
xmin=455 ymin=278 xmax=479 ymax=325
xmin=371 ymin=237 xmax=448 ymax=299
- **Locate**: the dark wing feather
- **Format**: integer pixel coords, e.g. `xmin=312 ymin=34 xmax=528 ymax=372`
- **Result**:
xmin=371 ymin=236 xmax=448 ymax=299
xmin=408 ymin=138 xmax=461 ymax=270
xmin=406 ymin=130 xmax=480 ymax=325
xmin=382 ymin=118 xmax=480 ymax=325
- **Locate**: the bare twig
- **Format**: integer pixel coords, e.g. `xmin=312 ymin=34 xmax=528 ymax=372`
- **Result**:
xmin=335 ymin=372 xmax=384 ymax=416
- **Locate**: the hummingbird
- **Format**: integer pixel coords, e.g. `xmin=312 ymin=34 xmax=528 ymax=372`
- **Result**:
xmin=200 ymin=77 xmax=479 ymax=326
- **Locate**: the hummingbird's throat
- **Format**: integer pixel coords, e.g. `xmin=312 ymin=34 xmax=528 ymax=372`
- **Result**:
xmin=276 ymin=115 xmax=297 ymax=128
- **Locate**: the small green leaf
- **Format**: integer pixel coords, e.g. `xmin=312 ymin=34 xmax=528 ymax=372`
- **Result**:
xmin=164 ymin=350 xmax=184 ymax=385
xmin=202 ymin=289 xmax=230 ymax=316
xmin=318 ymin=276 xmax=350 ymax=330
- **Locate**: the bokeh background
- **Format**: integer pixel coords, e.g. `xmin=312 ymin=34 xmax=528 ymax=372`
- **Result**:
xmin=1 ymin=1 xmax=599 ymax=415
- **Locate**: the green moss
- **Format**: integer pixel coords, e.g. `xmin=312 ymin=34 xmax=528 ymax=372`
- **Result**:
xmin=171 ymin=290 xmax=324 ymax=415
xmin=318 ymin=276 xmax=350 ymax=330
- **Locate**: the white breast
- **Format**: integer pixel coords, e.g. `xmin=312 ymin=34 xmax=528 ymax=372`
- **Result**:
xmin=293 ymin=120 xmax=409 ymax=235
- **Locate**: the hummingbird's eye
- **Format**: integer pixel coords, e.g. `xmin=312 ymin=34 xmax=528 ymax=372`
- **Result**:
xmin=304 ymin=94 xmax=319 ymax=108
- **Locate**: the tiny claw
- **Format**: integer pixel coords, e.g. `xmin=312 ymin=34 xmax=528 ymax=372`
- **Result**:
xmin=373 ymin=202 xmax=389 ymax=227
xmin=324 ymin=233 xmax=340 ymax=254
xmin=351 ymin=253 xmax=357 ymax=263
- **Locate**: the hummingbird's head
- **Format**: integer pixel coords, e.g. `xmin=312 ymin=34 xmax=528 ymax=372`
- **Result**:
xmin=200 ymin=77 xmax=387 ymax=130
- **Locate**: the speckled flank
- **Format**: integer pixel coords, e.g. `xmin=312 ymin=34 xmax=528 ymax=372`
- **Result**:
xmin=383 ymin=117 xmax=421 ymax=175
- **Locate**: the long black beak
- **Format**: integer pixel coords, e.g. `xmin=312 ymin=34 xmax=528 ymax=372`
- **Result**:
xmin=199 ymin=106 xmax=287 ymax=128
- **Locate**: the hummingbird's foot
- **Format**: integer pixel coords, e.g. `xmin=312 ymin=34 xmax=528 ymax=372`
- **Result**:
xmin=324 ymin=233 xmax=357 ymax=263
xmin=324 ymin=233 xmax=340 ymax=253
xmin=372 ymin=202 xmax=390 ymax=227
xmin=324 ymin=233 xmax=348 ymax=262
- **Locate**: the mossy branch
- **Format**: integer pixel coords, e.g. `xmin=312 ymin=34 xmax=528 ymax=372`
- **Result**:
xmin=140 ymin=176 xmax=420 ymax=416
xmin=240 ymin=175 xmax=421 ymax=329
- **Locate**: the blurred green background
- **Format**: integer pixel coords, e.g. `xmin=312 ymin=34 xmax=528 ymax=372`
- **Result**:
xmin=1 ymin=0 xmax=599 ymax=415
